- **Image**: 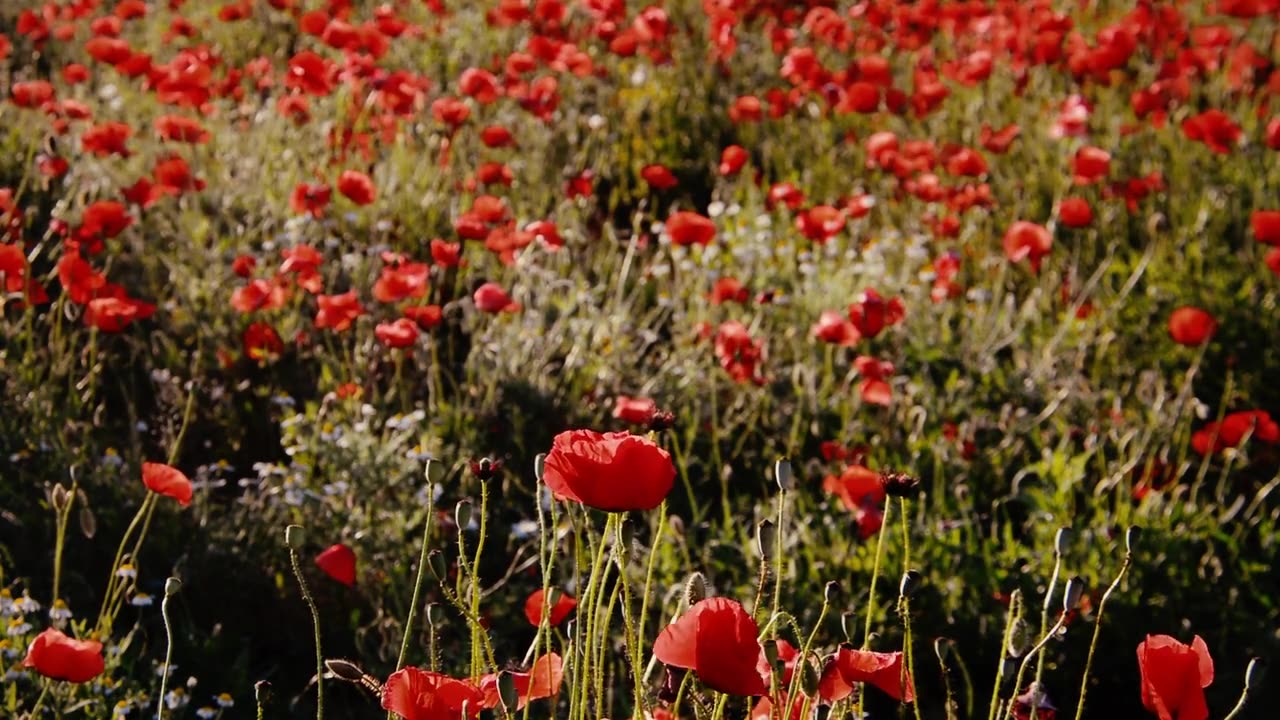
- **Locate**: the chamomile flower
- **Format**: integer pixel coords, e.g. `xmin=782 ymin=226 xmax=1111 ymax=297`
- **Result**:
xmin=215 ymin=692 xmax=234 ymax=708
xmin=116 ymin=563 xmax=137 ymax=580
xmin=0 ymin=589 xmax=13 ymax=616
xmin=195 ymin=707 xmax=217 ymax=719
xmin=102 ymin=447 xmax=125 ymax=467
xmin=14 ymin=592 xmax=40 ymax=614
xmin=131 ymin=593 xmax=154 ymax=607
xmin=49 ymin=599 xmax=72 ymax=627
xmin=113 ymin=700 xmax=132 ymax=717
xmin=7 ymin=617 xmax=31 ymax=636
xmin=164 ymin=687 xmax=189 ymax=711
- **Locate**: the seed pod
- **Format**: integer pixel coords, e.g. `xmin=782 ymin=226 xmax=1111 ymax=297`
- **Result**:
xmin=254 ymin=680 xmax=272 ymax=704
xmin=427 ymin=550 xmax=447 ymax=582
xmin=164 ymin=577 xmax=182 ymax=597
xmin=1125 ymin=526 xmax=1142 ymax=554
xmin=427 ymin=603 xmax=444 ymax=627
xmin=534 ymin=453 xmax=547 ymax=483
xmin=899 ymin=570 xmax=923 ymax=598
xmin=756 ymin=520 xmax=777 ymax=561
xmin=424 ymin=458 xmax=445 ymax=484
xmin=824 ymin=581 xmax=840 ymax=604
xmin=775 ymin=458 xmax=795 ymax=492
xmin=761 ymin=639 xmax=780 ymax=672
xmin=799 ymin=658 xmax=820 ymax=696
xmin=455 ymin=500 xmax=473 ymax=530
xmin=1054 ymin=528 xmax=1073 ymax=556
xmin=880 ymin=471 xmax=921 ymax=498
xmin=325 ymin=659 xmax=365 ymax=682
xmin=79 ymin=505 xmax=97 ymax=539
xmin=285 ymin=524 xmax=305 ymax=549
xmin=51 ymin=483 xmax=69 ymax=512
xmin=498 ymin=672 xmax=519 ymax=711
xmin=1007 ymin=618 xmax=1031 ymax=658
xmin=1062 ymin=576 xmax=1086 ymax=612
xmin=684 ymin=572 xmax=707 ymax=606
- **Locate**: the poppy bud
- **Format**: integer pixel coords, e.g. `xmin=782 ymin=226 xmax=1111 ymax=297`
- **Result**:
xmin=534 ymin=453 xmax=546 ymax=482
xmin=1001 ymin=657 xmax=1017 ymax=678
xmin=285 ymin=524 xmax=305 ymax=549
xmin=455 ymin=500 xmax=473 ymax=530
xmin=255 ymin=680 xmax=271 ymax=704
xmin=684 ymin=572 xmax=707 ymax=606
xmin=824 ymin=581 xmax=840 ymax=604
xmin=934 ymin=637 xmax=952 ymax=663
xmin=1008 ymin=618 xmax=1031 ymax=657
xmin=1244 ymin=657 xmax=1266 ymax=690
xmin=668 ymin=514 xmax=685 ymax=536
xmin=1054 ymin=527 xmax=1073 ymax=555
xmin=648 ymin=410 xmax=676 ymax=432
xmin=658 ymin=666 xmax=685 ymax=703
xmin=498 ymin=671 xmax=519 ymax=711
xmin=325 ymin=658 xmax=365 ymax=682
xmin=1063 ymin=576 xmax=1085 ymax=612
xmin=79 ymin=505 xmax=97 ymax=539
xmin=799 ymin=657 xmax=820 ymax=696
xmin=421 ymin=459 xmax=443 ymax=486
xmin=840 ymin=612 xmax=856 ymax=642
xmin=427 ymin=550 xmax=447 ymax=582
xmin=880 ymin=471 xmax=921 ymax=498
xmin=899 ymin=570 xmax=923 ymax=598
xmin=1125 ymin=525 xmax=1142 ymax=553
xmin=756 ymin=520 xmax=777 ymax=560
xmin=762 ymin=639 xmax=780 ymax=669
xmin=51 ymin=483 xmax=69 ymax=512
xmin=427 ymin=603 xmax=444 ymax=627
xmin=164 ymin=577 xmax=182 ymax=597
xmin=775 ymin=458 xmax=795 ymax=491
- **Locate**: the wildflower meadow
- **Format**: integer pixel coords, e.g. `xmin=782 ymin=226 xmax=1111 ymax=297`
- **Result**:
xmin=3 ymin=0 xmax=1280 ymax=719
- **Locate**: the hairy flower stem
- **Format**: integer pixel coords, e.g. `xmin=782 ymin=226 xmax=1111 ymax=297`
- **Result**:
xmin=770 ymin=490 xmax=786 ymax=630
xmin=988 ymin=592 xmax=1022 ymax=720
xmin=856 ymin=497 xmax=893 ymax=720
xmin=573 ymin=513 xmax=615 ymax=720
xmin=97 ymin=492 xmax=156 ymax=633
xmin=289 ymin=544 xmax=324 ymax=720
xmin=1072 ymin=552 xmax=1132 ymax=720
xmin=157 ymin=581 xmax=178 ymax=720
xmin=1005 ymin=615 xmax=1067 ymax=720
xmin=900 ymin=596 xmax=925 ymax=720
xmin=388 ymin=477 xmax=436 ymax=720
xmin=1029 ymin=548 xmax=1063 ymax=718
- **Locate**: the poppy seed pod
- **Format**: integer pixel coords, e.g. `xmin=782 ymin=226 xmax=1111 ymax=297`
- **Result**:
xmin=325 ymin=658 xmax=365 ymax=682
xmin=763 ymin=639 xmax=780 ymax=668
xmin=427 ymin=602 xmax=444 ymax=627
xmin=648 ymin=410 xmax=676 ymax=432
xmin=756 ymin=520 xmax=777 ymax=560
xmin=899 ymin=570 xmax=923 ymax=598
xmin=799 ymin=657 xmax=820 ymax=696
xmin=684 ymin=572 xmax=708 ymax=606
xmin=424 ymin=457 xmax=445 ymax=484
xmin=455 ymin=499 xmax=473 ymax=530
xmin=1244 ymin=657 xmax=1266 ymax=689
xmin=164 ymin=577 xmax=182 ymax=597
xmin=1126 ymin=525 xmax=1142 ymax=553
xmin=1063 ymin=576 xmax=1086 ymax=612
xmin=824 ymin=581 xmax=840 ymax=604
xmin=533 ymin=453 xmax=546 ymax=483
xmin=775 ymin=458 xmax=795 ymax=491
xmin=1008 ymin=618 xmax=1031 ymax=658
xmin=498 ymin=671 xmax=519 ymax=711
xmin=427 ymin=549 xmax=447 ymax=582
xmin=285 ymin=524 xmax=305 ymax=549
xmin=880 ymin=471 xmax=921 ymax=498
xmin=1054 ymin=527 xmax=1073 ymax=555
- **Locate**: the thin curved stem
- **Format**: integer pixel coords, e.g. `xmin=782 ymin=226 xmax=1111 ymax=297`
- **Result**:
xmin=290 ymin=547 xmax=324 ymax=720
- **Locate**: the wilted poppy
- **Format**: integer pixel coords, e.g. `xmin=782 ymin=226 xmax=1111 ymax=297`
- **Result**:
xmin=523 ymin=588 xmax=577 ymax=627
xmin=315 ymin=544 xmax=357 ymax=586
xmin=1136 ymin=634 xmax=1212 ymax=720
xmin=541 ymin=429 xmax=674 ymax=512
xmin=1167 ymin=307 xmax=1216 ymax=346
xmin=22 ymin=628 xmax=105 ymax=683
xmin=652 ymin=597 xmax=769 ymax=696
xmin=142 ymin=462 xmax=192 ymax=506
xmin=382 ymin=667 xmax=484 ymax=720
xmin=818 ymin=646 xmax=915 ymax=703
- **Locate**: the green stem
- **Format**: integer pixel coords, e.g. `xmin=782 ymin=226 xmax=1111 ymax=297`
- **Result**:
xmin=290 ymin=546 xmax=324 ymax=720
xmin=770 ymin=490 xmax=786 ymax=630
xmin=157 ymin=587 xmax=177 ymax=720
xmin=988 ymin=592 xmax=1022 ymax=720
xmin=1030 ymin=550 xmax=1063 ymax=718
xmin=901 ymin=596 xmax=924 ymax=720
xmin=393 ymin=478 xmax=437 ymax=685
xmin=1004 ymin=616 xmax=1067 ymax=720
xmin=857 ymin=497 xmax=893 ymax=720
xmin=97 ymin=493 xmax=156 ymax=634
xmin=1072 ymin=554 xmax=1131 ymax=720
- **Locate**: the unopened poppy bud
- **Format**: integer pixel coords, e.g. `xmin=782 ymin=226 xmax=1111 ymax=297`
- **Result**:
xmin=455 ymin=500 xmax=473 ymax=530
xmin=658 ymin=667 xmax=684 ymax=703
xmin=899 ymin=570 xmax=923 ymax=598
xmin=79 ymin=505 xmax=97 ymax=539
xmin=799 ymin=658 xmax=820 ymax=696
xmin=254 ymin=680 xmax=271 ymax=703
xmin=498 ymin=672 xmax=519 ymax=711
xmin=427 ymin=550 xmax=447 ymax=581
xmin=762 ymin=639 xmax=780 ymax=668
xmin=534 ymin=453 xmax=546 ymax=482
xmin=684 ymin=572 xmax=707 ymax=606
xmin=648 ymin=410 xmax=676 ymax=432
xmin=427 ymin=602 xmax=444 ymax=627
xmin=1000 ymin=657 xmax=1017 ymax=678
xmin=934 ymin=637 xmax=952 ymax=663
xmin=756 ymin=520 xmax=777 ymax=560
xmin=824 ymin=581 xmax=840 ymax=604
xmin=164 ymin=577 xmax=182 ymax=597
xmin=1244 ymin=657 xmax=1266 ymax=690
xmin=285 ymin=524 xmax=305 ymax=549
xmin=424 ymin=458 xmax=445 ymax=484
xmin=668 ymin=514 xmax=685 ymax=536
xmin=1062 ymin=576 xmax=1085 ymax=612
xmin=880 ymin=471 xmax=921 ymax=498
xmin=840 ymin=612 xmax=856 ymax=642
xmin=775 ymin=458 xmax=794 ymax=491
xmin=1054 ymin=528 xmax=1073 ymax=556
xmin=325 ymin=658 xmax=365 ymax=682
xmin=1125 ymin=525 xmax=1142 ymax=553
xmin=1008 ymin=618 xmax=1031 ymax=657
xmin=51 ymin=483 xmax=69 ymax=512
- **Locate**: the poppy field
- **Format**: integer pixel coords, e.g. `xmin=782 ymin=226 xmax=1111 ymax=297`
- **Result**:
xmin=4 ymin=0 xmax=1280 ymax=718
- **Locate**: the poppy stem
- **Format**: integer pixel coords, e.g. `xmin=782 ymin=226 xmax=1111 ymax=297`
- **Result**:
xmin=1030 ymin=543 xmax=1065 ymax=717
xmin=96 ymin=492 xmax=156 ymax=635
xmin=1072 ymin=551 xmax=1132 ymax=720
xmin=988 ymin=591 xmax=1022 ymax=720
xmin=857 ymin=494 xmax=893 ymax=720
xmin=1003 ymin=614 xmax=1067 ymax=720
xmin=392 ymin=475 xmax=436 ymax=680
xmin=770 ymin=489 xmax=786 ymax=631
xmin=288 ymin=536 xmax=324 ymax=720
xmin=899 ymin=596 xmax=924 ymax=720
xmin=27 ymin=680 xmax=50 ymax=718
xmin=157 ymin=578 xmax=180 ymax=720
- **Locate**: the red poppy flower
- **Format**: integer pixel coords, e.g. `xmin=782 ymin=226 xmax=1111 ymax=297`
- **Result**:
xmin=480 ymin=125 xmax=515 ymax=148
xmin=11 ymin=80 xmax=55 ymax=108
xmin=1266 ymin=248 xmax=1280 ymax=277
xmin=85 ymin=295 xmax=155 ymax=332
xmin=22 ymin=628 xmax=105 ymax=683
xmin=1003 ymin=221 xmax=1053 ymax=273
xmin=1191 ymin=410 xmax=1280 ymax=455
xmin=1266 ymin=117 xmax=1280 ymax=151
xmin=478 ymin=653 xmax=563 ymax=710
xmin=1251 ymin=210 xmax=1280 ymax=245
xmin=142 ymin=462 xmax=193 ymax=506
xmin=848 ymin=289 xmax=905 ymax=339
xmin=523 ymin=588 xmax=577 ymax=627
xmin=812 ymin=310 xmax=860 ymax=346
xmin=373 ymin=261 xmax=430 ymax=303
xmin=818 ymin=646 xmax=915 ymax=703
xmin=719 ymin=145 xmax=748 ymax=176
xmin=709 ymin=277 xmax=748 ymax=305
xmin=78 ymin=201 xmax=133 ymax=245
xmin=286 ymin=51 xmax=334 ymax=96
xmin=980 ymin=123 xmax=1021 ymax=154
xmin=404 ymin=304 xmax=443 ymax=329
xmin=613 ymin=396 xmax=657 ymax=425
xmin=641 ymin=164 xmax=679 ymax=190
xmin=81 ymin=121 xmax=133 ymax=157
xmin=155 ymin=114 xmax=210 ymax=143
xmin=473 ymin=282 xmax=520 ymax=313
xmin=430 ymin=239 xmax=462 ymax=267
xmin=1072 ymin=146 xmax=1111 ymax=185
xmin=1167 ymin=307 xmax=1216 ymax=346
xmin=1181 ymin=110 xmax=1241 ymax=154
xmin=541 ymin=429 xmax=675 ymax=512
xmin=289 ymin=183 xmax=331 ymax=218
xmin=714 ymin=320 xmax=765 ymax=384
xmin=796 ymin=205 xmax=847 ymax=243
xmin=243 ymin=322 xmax=284 ymax=362
xmin=854 ymin=356 xmax=893 ymax=406
xmin=652 ymin=597 xmax=769 ymax=696
xmin=337 ymin=170 xmax=376 ymax=206
xmin=666 ymin=211 xmax=716 ymax=246
xmin=315 ymin=543 xmax=357 ymax=586
xmin=823 ymin=464 xmax=886 ymax=512
xmin=1059 ymin=197 xmax=1094 ymax=228
xmin=314 ymin=291 xmax=366 ymax=331
xmin=1137 ymin=635 xmax=1213 ymax=720
xmin=382 ymin=667 xmax=484 ymax=720
xmin=376 ymin=318 xmax=420 ymax=348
